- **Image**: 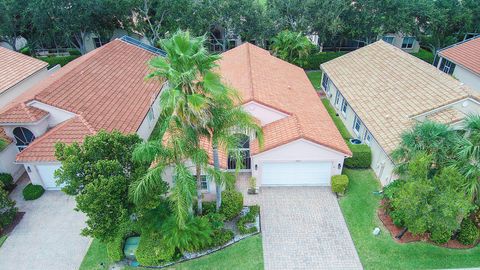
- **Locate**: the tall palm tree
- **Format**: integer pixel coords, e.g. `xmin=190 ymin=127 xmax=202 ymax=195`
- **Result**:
xmin=457 ymin=115 xmax=480 ymax=203
xmin=391 ymin=121 xmax=459 ymax=176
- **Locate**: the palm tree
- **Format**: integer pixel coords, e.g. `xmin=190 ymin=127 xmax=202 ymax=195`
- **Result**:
xmin=391 ymin=121 xmax=459 ymax=176
xmin=271 ymin=30 xmax=314 ymax=66
xmin=457 ymin=115 xmax=480 ymax=203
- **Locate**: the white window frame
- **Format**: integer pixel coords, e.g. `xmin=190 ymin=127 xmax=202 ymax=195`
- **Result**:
xmin=341 ymin=98 xmax=348 ymax=117
xmin=322 ymin=74 xmax=330 ymax=93
xmin=174 ymin=175 xmax=209 ymax=191
xmin=353 ymin=115 xmax=362 ymax=135
xmin=401 ymin=37 xmax=415 ymax=49
xmin=334 ymin=91 xmax=340 ymax=108
xmin=364 ymin=130 xmax=372 ymax=145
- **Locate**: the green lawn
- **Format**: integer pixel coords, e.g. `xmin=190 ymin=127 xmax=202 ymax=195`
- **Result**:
xmin=411 ymin=48 xmax=435 ymax=64
xmin=0 ymin=235 xmax=7 ymax=248
xmin=80 ymin=235 xmax=263 ymax=270
xmin=306 ymin=70 xmax=322 ymax=90
xmin=340 ymin=169 xmax=480 ymax=270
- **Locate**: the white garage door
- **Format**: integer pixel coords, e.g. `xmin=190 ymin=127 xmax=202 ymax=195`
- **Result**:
xmin=261 ymin=161 xmax=332 ymax=186
xmin=36 ymin=165 xmax=62 ymax=190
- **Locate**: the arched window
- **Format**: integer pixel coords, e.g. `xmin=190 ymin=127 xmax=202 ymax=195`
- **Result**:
xmin=13 ymin=127 xmax=35 ymax=151
xmin=228 ymin=134 xmax=251 ymax=170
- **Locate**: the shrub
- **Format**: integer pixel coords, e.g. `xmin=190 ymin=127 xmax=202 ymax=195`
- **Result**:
xmin=0 ymin=173 xmax=14 ymax=192
xmin=106 ymin=221 xmax=140 ymax=261
xmin=0 ymin=189 xmax=17 ymax=230
xmin=37 ymin=55 xmax=79 ymax=68
xmin=237 ymin=205 xmax=260 ymax=235
xmin=67 ymin=49 xmax=81 ymax=56
xmin=458 ymin=218 xmax=479 ymax=245
xmin=20 ymin=46 xmax=31 ymax=56
xmin=206 ymin=212 xmax=225 ymax=230
xmin=382 ymin=180 xmax=406 ymax=201
xmin=136 ymin=232 xmax=175 ymax=266
xmin=300 ymin=51 xmax=346 ymax=70
xmin=22 ymin=183 xmax=45 ymax=200
xmin=344 ymin=142 xmax=372 ymax=169
xmin=331 ymin=175 xmax=349 ymax=195
xmin=430 ymin=228 xmax=452 ymax=244
xmin=209 ymin=229 xmax=234 ymax=248
xmin=202 ymin=201 xmax=216 ymax=215
xmin=220 ymin=190 xmax=243 ymax=220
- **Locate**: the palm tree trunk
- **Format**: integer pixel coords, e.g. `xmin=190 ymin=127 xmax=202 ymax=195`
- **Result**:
xmin=196 ymin=164 xmax=203 ymax=215
xmin=213 ymin=144 xmax=222 ymax=211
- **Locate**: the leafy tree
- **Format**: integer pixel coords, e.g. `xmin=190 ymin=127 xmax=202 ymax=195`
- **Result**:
xmin=391 ymin=121 xmax=459 ymax=176
xmin=271 ymin=30 xmax=314 ymax=66
xmin=266 ymin=0 xmax=310 ymax=33
xmin=161 ymin=215 xmax=212 ymax=252
xmin=457 ymin=115 xmax=480 ymax=203
xmin=0 ymin=187 xmax=17 ymax=230
xmin=0 ymin=0 xmax=30 ymax=51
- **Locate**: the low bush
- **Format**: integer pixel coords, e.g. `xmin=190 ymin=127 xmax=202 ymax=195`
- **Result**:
xmin=136 ymin=232 xmax=175 ymax=266
xmin=37 ymin=55 xmax=79 ymax=68
xmin=237 ymin=205 xmax=260 ymax=235
xmin=67 ymin=49 xmax=81 ymax=56
xmin=106 ymin=221 xmax=140 ymax=261
xmin=206 ymin=212 xmax=225 ymax=230
xmin=220 ymin=190 xmax=243 ymax=220
xmin=20 ymin=46 xmax=32 ymax=56
xmin=0 ymin=189 xmax=17 ymax=231
xmin=0 ymin=173 xmax=14 ymax=192
xmin=209 ymin=229 xmax=234 ymax=248
xmin=300 ymin=51 xmax=346 ymax=70
xmin=458 ymin=218 xmax=479 ymax=245
xmin=344 ymin=142 xmax=372 ymax=169
xmin=430 ymin=228 xmax=452 ymax=244
xmin=22 ymin=183 xmax=45 ymax=200
xmin=382 ymin=180 xmax=406 ymax=201
xmin=331 ymin=175 xmax=349 ymax=195
xmin=201 ymin=201 xmax=216 ymax=215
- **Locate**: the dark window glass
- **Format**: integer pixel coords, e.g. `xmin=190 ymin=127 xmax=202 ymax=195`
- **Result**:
xmin=13 ymin=127 xmax=35 ymax=151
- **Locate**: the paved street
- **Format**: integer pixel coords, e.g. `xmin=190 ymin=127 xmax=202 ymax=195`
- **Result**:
xmin=0 ymin=176 xmax=91 ymax=270
xmin=260 ymin=187 xmax=362 ymax=270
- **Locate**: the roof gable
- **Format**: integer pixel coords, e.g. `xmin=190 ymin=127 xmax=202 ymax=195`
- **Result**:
xmin=439 ymin=36 xmax=480 ymax=76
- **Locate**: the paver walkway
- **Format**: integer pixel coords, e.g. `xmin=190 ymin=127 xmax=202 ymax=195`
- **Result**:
xmin=0 ymin=175 xmax=91 ymax=270
xmin=260 ymin=187 xmax=362 ymax=270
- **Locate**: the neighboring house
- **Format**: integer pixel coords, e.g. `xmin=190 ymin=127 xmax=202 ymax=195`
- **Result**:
xmin=0 ymin=47 xmax=53 ymax=181
xmin=163 ymin=43 xmax=351 ymax=196
xmin=380 ymin=33 xmax=420 ymax=53
xmin=0 ymin=37 xmax=166 ymax=190
xmin=321 ymin=41 xmax=480 ymax=185
xmin=434 ymin=36 xmax=480 ymax=92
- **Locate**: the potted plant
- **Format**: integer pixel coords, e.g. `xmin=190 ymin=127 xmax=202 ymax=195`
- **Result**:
xmin=248 ymin=177 xmax=258 ymax=194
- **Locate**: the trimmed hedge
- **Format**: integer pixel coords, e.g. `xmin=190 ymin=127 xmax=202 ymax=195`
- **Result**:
xmin=331 ymin=175 xmax=349 ymax=195
xmin=220 ymin=190 xmax=243 ymax=220
xmin=458 ymin=219 xmax=479 ymax=245
xmin=136 ymin=232 xmax=175 ymax=266
xmin=300 ymin=51 xmax=346 ymax=70
xmin=430 ymin=228 xmax=451 ymax=244
xmin=37 ymin=55 xmax=79 ymax=68
xmin=321 ymin=99 xmax=351 ymax=140
xmin=344 ymin=142 xmax=372 ymax=169
xmin=0 ymin=173 xmax=14 ymax=192
xmin=209 ymin=228 xmax=234 ymax=247
xmin=22 ymin=183 xmax=45 ymax=200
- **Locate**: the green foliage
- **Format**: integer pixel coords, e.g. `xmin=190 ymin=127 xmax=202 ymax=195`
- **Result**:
xmin=0 ymin=173 xmax=14 ymax=191
xmin=458 ymin=218 xmax=479 ymax=245
xmin=411 ymin=48 xmax=434 ymax=64
xmin=67 ymin=49 xmax=81 ymax=56
xmin=220 ymin=190 xmax=244 ymax=220
xmin=430 ymin=228 xmax=452 ymax=244
xmin=201 ymin=201 xmax=217 ymax=216
xmin=106 ymin=221 xmax=140 ymax=262
xmin=237 ymin=205 xmax=260 ymax=235
xmin=22 ymin=183 xmax=44 ymax=200
xmin=161 ymin=216 xmax=213 ymax=252
xmin=0 ymin=138 xmax=7 ymax=152
xmin=344 ymin=142 xmax=372 ymax=169
xmin=206 ymin=212 xmax=226 ymax=230
xmin=0 ymin=188 xmax=17 ymax=230
xmin=331 ymin=175 xmax=349 ymax=195
xmin=209 ymin=229 xmax=234 ymax=248
xmin=321 ymin=99 xmax=351 ymax=140
xmin=136 ymin=232 xmax=176 ymax=266
xmin=271 ymin=30 xmax=314 ymax=66
xmin=301 ymin=52 xmax=346 ymax=70
xmin=37 ymin=56 xmax=79 ymax=68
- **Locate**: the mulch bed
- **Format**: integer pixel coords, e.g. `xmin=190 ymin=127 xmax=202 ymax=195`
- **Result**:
xmin=0 ymin=212 xmax=25 ymax=236
xmin=377 ymin=200 xmax=476 ymax=249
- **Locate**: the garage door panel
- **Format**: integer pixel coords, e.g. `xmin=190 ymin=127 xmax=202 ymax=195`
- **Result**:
xmin=261 ymin=161 xmax=331 ymax=186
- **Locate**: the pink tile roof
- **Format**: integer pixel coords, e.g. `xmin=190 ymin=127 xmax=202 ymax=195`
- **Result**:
xmin=218 ymin=43 xmax=351 ymax=156
xmin=0 ymin=47 xmax=48 ymax=95
xmin=9 ymin=39 xmax=164 ymax=162
xmin=439 ymin=36 xmax=480 ymax=75
xmin=0 ymin=103 xmax=48 ymax=123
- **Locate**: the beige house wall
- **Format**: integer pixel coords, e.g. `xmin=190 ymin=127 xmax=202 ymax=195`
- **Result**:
xmin=381 ymin=33 xmax=420 ymax=53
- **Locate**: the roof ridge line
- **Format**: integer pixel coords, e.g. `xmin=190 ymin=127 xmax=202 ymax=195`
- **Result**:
xmin=245 ymin=43 xmax=255 ymax=100
xmin=77 ymin=114 xmax=96 ymax=134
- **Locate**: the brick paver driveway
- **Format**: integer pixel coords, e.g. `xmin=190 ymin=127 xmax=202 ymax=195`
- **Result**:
xmin=260 ymin=187 xmax=362 ymax=270
xmin=0 ymin=176 xmax=91 ymax=270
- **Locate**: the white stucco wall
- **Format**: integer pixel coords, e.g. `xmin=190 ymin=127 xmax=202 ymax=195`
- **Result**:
xmin=28 ymin=101 xmax=75 ymax=127
xmin=0 ymin=143 xmax=25 ymax=181
xmin=0 ymin=67 xmax=49 ymax=108
xmin=162 ymin=160 xmax=218 ymax=197
xmin=251 ymin=139 xmax=346 ymax=186
xmin=381 ymin=33 xmax=420 ymax=53
xmin=2 ymin=117 xmax=49 ymax=140
xmin=137 ymin=90 xmax=162 ymax=140
xmin=23 ymin=162 xmax=62 ymax=190
xmin=242 ymin=101 xmax=288 ymax=126
xmin=452 ymin=65 xmax=480 ymax=93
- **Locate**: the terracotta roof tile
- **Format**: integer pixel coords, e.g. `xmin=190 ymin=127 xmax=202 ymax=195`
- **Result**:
xmin=0 ymin=128 xmax=12 ymax=145
xmin=439 ymin=36 xmax=480 ymax=75
xmin=0 ymin=103 xmax=49 ymax=123
xmin=0 ymin=47 xmax=48 ymax=95
xmin=322 ymin=41 xmax=476 ymax=154
xmin=219 ymin=43 xmax=351 ymax=156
